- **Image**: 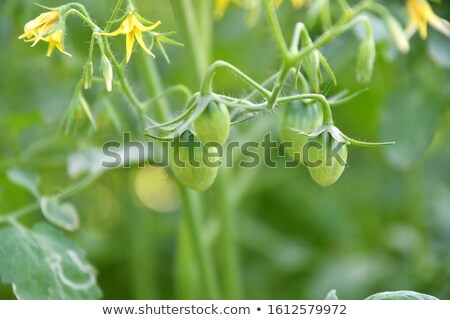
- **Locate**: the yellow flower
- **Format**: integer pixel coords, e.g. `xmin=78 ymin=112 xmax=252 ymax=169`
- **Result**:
xmin=290 ymin=0 xmax=307 ymax=10
xmin=18 ymin=10 xmax=60 ymax=45
xmin=406 ymin=0 xmax=450 ymax=39
xmin=214 ymin=0 xmax=244 ymax=19
xmin=39 ymin=28 xmax=72 ymax=57
xmin=97 ymin=14 xmax=161 ymax=63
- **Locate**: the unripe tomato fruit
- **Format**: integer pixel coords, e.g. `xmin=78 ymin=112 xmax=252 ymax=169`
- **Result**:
xmin=306 ymin=131 xmax=347 ymax=187
xmin=279 ymin=100 xmax=323 ymax=163
xmin=194 ymin=101 xmax=230 ymax=145
xmin=170 ymin=132 xmax=219 ymax=192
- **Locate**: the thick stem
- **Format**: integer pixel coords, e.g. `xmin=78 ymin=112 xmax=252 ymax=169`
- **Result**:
xmin=170 ymin=0 xmax=208 ymax=83
xmin=214 ymin=170 xmax=242 ymax=299
xmin=177 ymin=185 xmax=221 ymax=299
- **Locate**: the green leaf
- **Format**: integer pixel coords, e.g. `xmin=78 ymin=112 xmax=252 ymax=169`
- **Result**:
xmin=0 ymin=223 xmax=101 ymax=299
xmin=365 ymin=290 xmax=438 ymax=300
xmin=40 ymin=197 xmax=79 ymax=232
xmin=6 ymin=168 xmax=40 ymax=198
xmin=325 ymin=289 xmax=339 ymax=300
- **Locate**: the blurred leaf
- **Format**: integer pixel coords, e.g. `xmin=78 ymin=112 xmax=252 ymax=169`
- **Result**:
xmin=381 ymin=88 xmax=442 ymax=170
xmin=325 ymin=289 xmax=339 ymax=300
xmin=67 ymin=147 xmax=107 ymax=179
xmin=428 ymin=33 xmax=450 ymax=70
xmin=40 ymin=197 xmax=79 ymax=232
xmin=6 ymin=168 xmax=40 ymax=198
xmin=0 ymin=111 xmax=42 ymax=130
xmin=0 ymin=223 xmax=101 ymax=299
xmin=365 ymin=290 xmax=438 ymax=300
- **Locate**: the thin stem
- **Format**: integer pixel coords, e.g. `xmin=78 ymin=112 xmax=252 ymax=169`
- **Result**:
xmin=200 ymin=61 xmax=271 ymax=98
xmin=105 ymin=0 xmax=125 ymax=32
xmin=137 ymin=51 xmax=171 ymax=122
xmin=177 ymin=184 xmax=221 ymax=299
xmin=278 ymin=94 xmax=334 ymax=124
xmin=291 ymin=6 xmax=367 ymax=63
xmin=62 ymin=9 xmax=99 ymax=30
xmin=103 ymin=41 xmax=145 ymax=128
xmin=267 ymin=63 xmax=291 ymax=109
xmin=262 ymin=0 xmax=290 ymax=59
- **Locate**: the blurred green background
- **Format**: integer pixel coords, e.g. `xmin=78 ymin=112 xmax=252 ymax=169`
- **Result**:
xmin=0 ymin=0 xmax=449 ymax=300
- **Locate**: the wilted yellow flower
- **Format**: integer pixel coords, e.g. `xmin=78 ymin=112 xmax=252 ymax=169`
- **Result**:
xmin=18 ymin=10 xmax=59 ymax=45
xmin=39 ymin=28 xmax=72 ymax=57
xmin=97 ymin=14 xmax=161 ymax=63
xmin=406 ymin=0 xmax=450 ymax=39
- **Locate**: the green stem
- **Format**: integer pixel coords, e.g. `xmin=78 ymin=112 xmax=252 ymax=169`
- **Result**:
xmin=200 ymin=61 xmax=271 ymax=98
xmin=214 ymin=170 xmax=242 ymax=299
xmin=267 ymin=63 xmax=291 ymax=109
xmin=105 ymin=0 xmax=124 ymax=32
xmin=177 ymin=185 xmax=221 ymax=299
xmin=262 ymin=0 xmax=290 ymax=59
xmin=170 ymin=0 xmax=208 ymax=83
xmin=103 ymin=42 xmax=145 ymax=129
xmin=278 ymin=93 xmax=333 ymax=124
xmin=291 ymin=7 xmax=368 ymax=63
xmin=198 ymin=0 xmax=213 ymax=65
xmin=137 ymin=51 xmax=171 ymax=122
xmin=62 ymin=9 xmax=99 ymax=30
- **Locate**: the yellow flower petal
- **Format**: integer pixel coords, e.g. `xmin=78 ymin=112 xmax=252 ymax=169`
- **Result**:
xmin=125 ymin=31 xmax=135 ymax=63
xmin=407 ymin=0 xmax=450 ymax=39
xmin=134 ymin=29 xmax=155 ymax=59
xmin=99 ymin=13 xmax=161 ymax=63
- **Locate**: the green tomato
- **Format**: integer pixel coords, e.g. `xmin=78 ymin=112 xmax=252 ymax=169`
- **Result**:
xmin=279 ymin=100 xmax=323 ymax=163
xmin=306 ymin=131 xmax=348 ymax=187
xmin=170 ymin=133 xmax=219 ymax=192
xmin=194 ymin=101 xmax=230 ymax=145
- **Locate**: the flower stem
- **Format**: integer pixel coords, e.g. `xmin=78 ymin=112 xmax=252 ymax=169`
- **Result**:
xmin=103 ymin=41 xmax=145 ymax=130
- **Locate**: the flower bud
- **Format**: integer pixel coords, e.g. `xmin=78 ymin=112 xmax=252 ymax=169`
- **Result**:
xmin=305 ymin=129 xmax=348 ymax=187
xmin=83 ymin=61 xmax=93 ymax=90
xmin=279 ymin=100 xmax=322 ymax=163
xmin=303 ymin=50 xmax=322 ymax=93
xmin=169 ymin=132 xmax=219 ymax=192
xmin=356 ymin=36 xmax=376 ymax=84
xmin=194 ymin=101 xmax=230 ymax=145
xmin=100 ymin=54 xmax=113 ymax=92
